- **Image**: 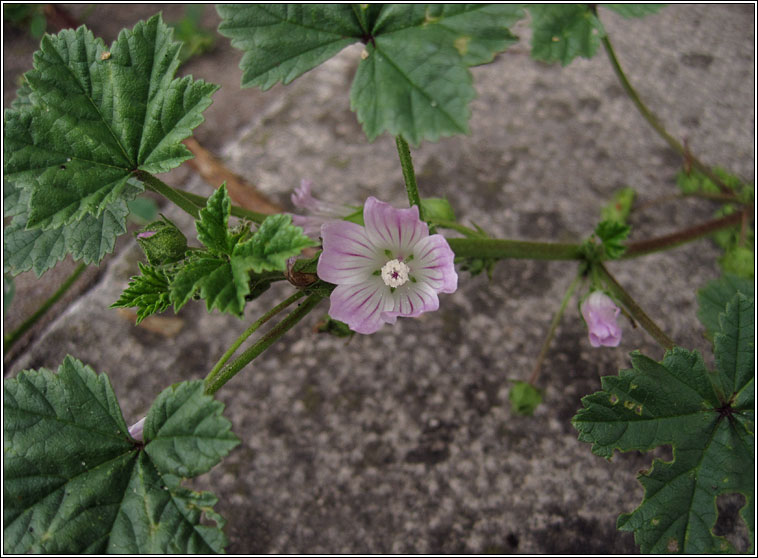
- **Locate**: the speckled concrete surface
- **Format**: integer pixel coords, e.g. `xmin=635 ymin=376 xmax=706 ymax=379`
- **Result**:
xmin=3 ymin=4 xmax=754 ymax=553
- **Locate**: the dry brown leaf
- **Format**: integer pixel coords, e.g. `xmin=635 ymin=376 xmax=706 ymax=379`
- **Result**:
xmin=183 ymin=137 xmax=282 ymax=214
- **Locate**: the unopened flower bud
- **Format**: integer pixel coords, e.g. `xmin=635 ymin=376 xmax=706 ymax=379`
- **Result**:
xmin=581 ymin=291 xmax=622 ymax=347
xmin=135 ymin=216 xmax=187 ymax=266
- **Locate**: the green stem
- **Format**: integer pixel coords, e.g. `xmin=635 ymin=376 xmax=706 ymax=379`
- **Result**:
xmin=599 ymin=31 xmax=733 ymax=194
xmin=528 ymin=273 xmax=582 ymax=385
xmin=135 ymin=171 xmax=269 ymax=223
xmin=135 ymin=170 xmax=201 ymax=219
xmin=395 ymin=135 xmax=425 ymax=222
xmin=205 ymin=290 xmax=305 ymax=387
xmin=204 ymin=292 xmax=324 ymax=395
xmin=447 ymin=237 xmax=584 ymax=260
xmin=4 ymin=263 xmax=88 ymax=352
xmin=622 ymin=209 xmax=747 ymax=258
xmin=596 ymin=262 xmax=676 ymax=350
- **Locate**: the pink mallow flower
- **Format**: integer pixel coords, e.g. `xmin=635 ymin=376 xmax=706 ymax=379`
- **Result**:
xmin=317 ymin=197 xmax=458 ymax=334
xmin=581 ymin=291 xmax=622 ymax=347
xmin=291 ymin=179 xmax=355 ymax=239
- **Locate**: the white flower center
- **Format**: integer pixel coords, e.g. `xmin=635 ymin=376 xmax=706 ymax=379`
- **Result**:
xmin=380 ymin=259 xmax=410 ymax=288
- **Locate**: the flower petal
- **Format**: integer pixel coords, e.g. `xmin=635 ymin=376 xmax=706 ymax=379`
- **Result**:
xmin=318 ymin=220 xmax=383 ymax=285
xmin=328 ymin=279 xmax=393 ymax=334
xmin=382 ymin=281 xmax=440 ymax=321
xmin=292 ymin=179 xmax=352 ymax=218
xmin=363 ymin=197 xmax=429 ymax=257
xmin=411 ymin=234 xmax=458 ymax=293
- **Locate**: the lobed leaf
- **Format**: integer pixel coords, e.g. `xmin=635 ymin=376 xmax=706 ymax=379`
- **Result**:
xmin=3 ymin=14 xmax=217 ymax=274
xmin=111 ymin=262 xmax=173 ymax=323
xmin=4 ymin=356 xmax=238 ymax=553
xmin=573 ymin=291 xmax=755 ymax=553
xmin=218 ymin=4 xmax=524 ymax=145
xmin=697 ymin=274 xmax=754 ymax=340
xmin=527 ymin=4 xmax=605 ymax=66
xmin=216 ymin=4 xmax=361 ymax=89
xmin=169 ymin=185 xmax=315 ymax=316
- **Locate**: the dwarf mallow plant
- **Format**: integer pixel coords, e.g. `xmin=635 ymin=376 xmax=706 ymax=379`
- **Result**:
xmin=317 ymin=197 xmax=458 ymax=334
xmin=3 ymin=4 xmax=754 ymax=555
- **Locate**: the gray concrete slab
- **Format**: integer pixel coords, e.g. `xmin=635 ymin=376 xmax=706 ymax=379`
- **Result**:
xmin=4 ymin=4 xmax=754 ymax=553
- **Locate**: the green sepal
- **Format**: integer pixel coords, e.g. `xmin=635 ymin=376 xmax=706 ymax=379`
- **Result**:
xmin=136 ymin=216 xmax=189 ymax=266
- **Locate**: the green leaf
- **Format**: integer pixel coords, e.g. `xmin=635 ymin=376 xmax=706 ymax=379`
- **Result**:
xmin=509 ymin=381 xmax=542 ymax=416
xmin=169 ymin=186 xmax=315 ymax=316
xmin=233 ymin=213 xmax=316 ymax=273
xmin=697 ymin=274 xmax=754 ymax=340
xmin=352 ymin=5 xmax=523 ymax=144
xmin=144 ymin=381 xmax=239 ymax=477
xmin=171 ymin=253 xmax=244 ymax=315
xmin=196 ymin=185 xmax=236 ymax=256
xmin=350 ymin=26 xmax=476 ymax=145
xmin=4 ymin=198 xmax=130 ymax=277
xmin=713 ymin=294 xmax=754 ymax=402
xmin=218 ymin=4 xmax=523 ymax=145
xmin=527 ymin=4 xmax=605 ymax=66
xmin=421 ymin=197 xmax=456 ymax=223
xmin=595 ymin=219 xmax=631 ymax=259
xmin=111 ymin=262 xmax=173 ymax=323
xmin=216 ymin=4 xmax=361 ymax=89
xmin=573 ymin=323 xmax=754 ymax=555
xmin=677 ymin=167 xmax=747 ymax=196
xmin=602 ymin=4 xmax=666 ymax=19
xmin=4 ymin=355 xmax=238 ymax=553
xmin=3 ymin=14 xmax=218 ymax=230
xmin=719 ymin=245 xmax=755 ymax=280
xmin=600 ymin=186 xmax=636 ymax=225
xmin=370 ymin=4 xmax=523 ymax=66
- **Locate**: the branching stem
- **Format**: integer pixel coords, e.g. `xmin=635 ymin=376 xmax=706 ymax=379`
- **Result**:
xmin=204 ymin=292 xmax=324 ymax=395
xmin=205 ymin=290 xmax=306 ymax=387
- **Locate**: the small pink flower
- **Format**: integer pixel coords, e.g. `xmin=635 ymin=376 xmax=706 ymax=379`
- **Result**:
xmin=581 ymin=291 xmax=622 ymax=347
xmin=317 ymin=197 xmax=458 ymax=334
xmin=291 ymin=179 xmax=355 ymax=239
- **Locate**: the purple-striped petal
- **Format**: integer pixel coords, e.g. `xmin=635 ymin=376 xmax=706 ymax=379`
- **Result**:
xmin=318 ymin=220 xmax=384 ymax=285
xmin=411 ymin=234 xmax=458 ymax=293
xmin=382 ymin=281 xmax=440 ymax=321
xmin=328 ymin=279 xmax=393 ymax=334
xmin=291 ymin=179 xmax=352 ymax=218
xmin=363 ymin=197 xmax=429 ymax=258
